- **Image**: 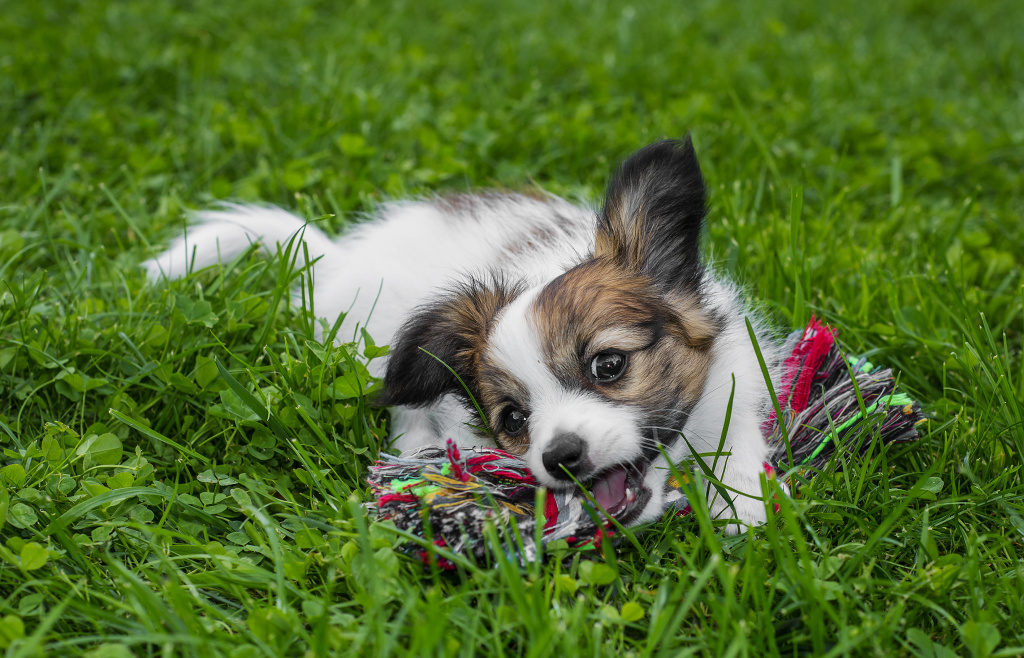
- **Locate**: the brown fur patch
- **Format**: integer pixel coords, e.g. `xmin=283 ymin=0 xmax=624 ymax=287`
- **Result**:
xmin=444 ymin=286 xmax=522 ymax=377
xmin=529 ymin=257 xmax=718 ymax=414
xmin=663 ymin=290 xmax=719 ymax=350
xmin=475 ymin=363 xmax=531 ymax=454
xmin=594 ymin=192 xmax=650 ymax=268
xmin=505 ymin=224 xmax=558 ymax=257
xmin=432 ymin=189 xmax=551 ymax=216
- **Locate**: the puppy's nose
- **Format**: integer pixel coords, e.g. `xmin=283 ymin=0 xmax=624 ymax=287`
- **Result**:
xmin=542 ymin=433 xmax=587 ymax=481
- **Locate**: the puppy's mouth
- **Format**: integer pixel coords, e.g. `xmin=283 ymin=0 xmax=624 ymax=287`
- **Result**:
xmin=586 ymin=463 xmax=652 ymax=524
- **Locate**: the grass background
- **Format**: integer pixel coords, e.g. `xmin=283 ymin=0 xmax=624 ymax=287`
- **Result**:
xmin=1 ymin=0 xmax=1023 ymax=655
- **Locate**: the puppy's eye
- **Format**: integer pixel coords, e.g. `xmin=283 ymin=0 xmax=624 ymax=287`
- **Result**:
xmin=500 ymin=406 xmax=528 ymax=436
xmin=589 ymin=350 xmax=627 ymax=383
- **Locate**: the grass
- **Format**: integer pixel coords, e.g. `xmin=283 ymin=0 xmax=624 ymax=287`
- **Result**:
xmin=1 ymin=0 xmax=1023 ymax=655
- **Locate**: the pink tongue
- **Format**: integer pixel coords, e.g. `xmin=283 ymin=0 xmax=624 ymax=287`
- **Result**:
xmin=592 ymin=467 xmax=628 ymax=510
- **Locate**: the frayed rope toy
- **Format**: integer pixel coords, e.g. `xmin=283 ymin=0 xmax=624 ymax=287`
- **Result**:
xmin=366 ymin=318 xmax=926 ymax=566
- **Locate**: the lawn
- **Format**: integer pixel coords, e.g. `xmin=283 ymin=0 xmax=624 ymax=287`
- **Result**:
xmin=1 ymin=0 xmax=1023 ymax=655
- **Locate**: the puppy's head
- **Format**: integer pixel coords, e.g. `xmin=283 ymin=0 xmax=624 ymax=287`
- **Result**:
xmin=381 ymin=138 xmax=719 ymax=523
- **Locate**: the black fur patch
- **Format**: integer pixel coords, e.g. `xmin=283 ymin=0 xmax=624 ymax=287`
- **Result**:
xmin=377 ymin=275 xmax=523 ymax=408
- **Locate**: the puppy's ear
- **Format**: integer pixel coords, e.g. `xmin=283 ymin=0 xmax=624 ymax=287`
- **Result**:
xmin=377 ymin=278 xmax=520 ymax=407
xmin=595 ymin=137 xmax=707 ymax=293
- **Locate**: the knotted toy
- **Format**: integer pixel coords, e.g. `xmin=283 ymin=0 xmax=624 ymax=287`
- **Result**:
xmin=366 ymin=318 xmax=925 ymax=566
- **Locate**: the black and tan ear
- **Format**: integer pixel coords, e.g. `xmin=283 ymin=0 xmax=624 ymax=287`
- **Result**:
xmin=595 ymin=137 xmax=707 ymax=293
xmin=377 ymin=277 xmax=521 ymax=407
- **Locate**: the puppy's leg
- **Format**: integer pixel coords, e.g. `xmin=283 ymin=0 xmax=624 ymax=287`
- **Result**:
xmin=681 ymin=311 xmax=782 ymax=534
xmin=707 ymin=416 xmax=771 ymax=534
xmin=682 ymin=357 xmax=774 ymax=534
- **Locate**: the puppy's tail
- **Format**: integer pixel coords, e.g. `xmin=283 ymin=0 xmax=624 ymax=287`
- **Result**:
xmin=142 ymin=203 xmax=337 ymax=281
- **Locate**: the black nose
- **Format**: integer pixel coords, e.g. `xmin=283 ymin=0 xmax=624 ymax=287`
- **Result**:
xmin=542 ymin=433 xmax=587 ymax=481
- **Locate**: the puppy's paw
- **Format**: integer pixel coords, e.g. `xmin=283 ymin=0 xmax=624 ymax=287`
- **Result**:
xmin=709 ymin=491 xmax=768 ymax=536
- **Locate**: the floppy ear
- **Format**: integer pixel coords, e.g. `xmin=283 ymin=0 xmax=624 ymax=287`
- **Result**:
xmin=377 ymin=278 xmax=521 ymax=407
xmin=595 ymin=137 xmax=707 ymax=293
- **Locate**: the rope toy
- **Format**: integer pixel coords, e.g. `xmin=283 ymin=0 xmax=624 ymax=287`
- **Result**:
xmin=366 ymin=318 xmax=926 ymax=566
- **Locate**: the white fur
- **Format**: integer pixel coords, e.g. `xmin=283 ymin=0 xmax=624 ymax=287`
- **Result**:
xmin=145 ymin=193 xmax=778 ymax=533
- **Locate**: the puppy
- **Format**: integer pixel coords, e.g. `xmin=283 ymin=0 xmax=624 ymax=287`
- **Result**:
xmin=145 ymin=138 xmax=780 ymax=532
